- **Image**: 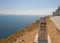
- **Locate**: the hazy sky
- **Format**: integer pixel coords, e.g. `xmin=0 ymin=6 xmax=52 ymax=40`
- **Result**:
xmin=0 ymin=0 xmax=60 ymax=15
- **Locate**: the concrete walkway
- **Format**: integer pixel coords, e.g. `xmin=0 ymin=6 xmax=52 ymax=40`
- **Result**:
xmin=50 ymin=16 xmax=60 ymax=30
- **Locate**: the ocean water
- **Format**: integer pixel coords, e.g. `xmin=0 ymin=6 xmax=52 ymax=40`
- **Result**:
xmin=0 ymin=15 xmax=45 ymax=40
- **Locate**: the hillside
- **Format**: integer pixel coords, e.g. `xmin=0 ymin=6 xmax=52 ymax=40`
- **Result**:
xmin=47 ymin=17 xmax=60 ymax=43
xmin=0 ymin=16 xmax=60 ymax=43
xmin=0 ymin=19 xmax=39 ymax=43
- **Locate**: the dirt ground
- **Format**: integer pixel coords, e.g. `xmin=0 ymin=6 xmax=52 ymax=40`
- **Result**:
xmin=47 ymin=18 xmax=60 ymax=43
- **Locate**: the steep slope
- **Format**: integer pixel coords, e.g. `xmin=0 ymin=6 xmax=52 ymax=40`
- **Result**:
xmin=47 ymin=17 xmax=60 ymax=43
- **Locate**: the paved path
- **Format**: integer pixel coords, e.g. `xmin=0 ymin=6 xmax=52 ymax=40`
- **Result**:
xmin=50 ymin=16 xmax=60 ymax=30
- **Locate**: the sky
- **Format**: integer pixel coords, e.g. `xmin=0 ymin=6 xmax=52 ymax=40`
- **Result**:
xmin=0 ymin=0 xmax=60 ymax=15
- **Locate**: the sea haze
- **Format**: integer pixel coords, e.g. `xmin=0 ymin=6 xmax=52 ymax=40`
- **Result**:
xmin=0 ymin=15 xmax=45 ymax=40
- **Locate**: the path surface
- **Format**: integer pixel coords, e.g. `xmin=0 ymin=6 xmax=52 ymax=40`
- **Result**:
xmin=50 ymin=16 xmax=60 ymax=30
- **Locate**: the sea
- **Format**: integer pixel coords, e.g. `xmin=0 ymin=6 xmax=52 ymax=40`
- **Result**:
xmin=0 ymin=15 xmax=46 ymax=40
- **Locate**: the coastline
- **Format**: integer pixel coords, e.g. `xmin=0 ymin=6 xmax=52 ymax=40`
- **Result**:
xmin=1 ymin=19 xmax=40 ymax=43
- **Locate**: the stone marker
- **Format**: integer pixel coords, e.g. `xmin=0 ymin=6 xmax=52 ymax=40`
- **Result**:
xmin=38 ymin=17 xmax=48 ymax=43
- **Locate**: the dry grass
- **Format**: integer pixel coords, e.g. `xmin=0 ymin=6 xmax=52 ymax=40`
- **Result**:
xmin=47 ymin=18 xmax=60 ymax=43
